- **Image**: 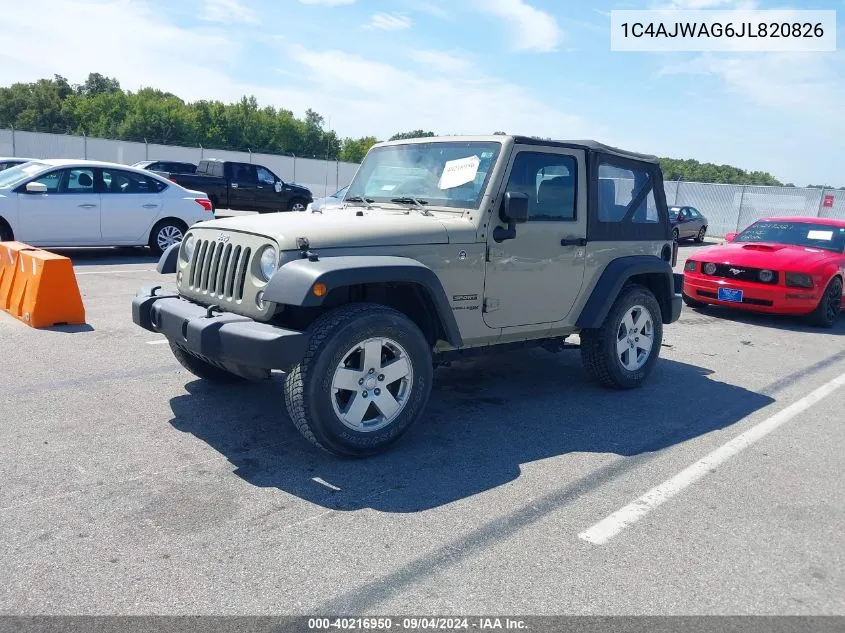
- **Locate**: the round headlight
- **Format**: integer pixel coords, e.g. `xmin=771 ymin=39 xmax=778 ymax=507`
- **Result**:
xmin=181 ymin=234 xmax=195 ymax=261
xmin=758 ymin=269 xmax=774 ymax=283
xmin=259 ymin=245 xmax=278 ymax=281
xmin=703 ymin=262 xmax=717 ymax=275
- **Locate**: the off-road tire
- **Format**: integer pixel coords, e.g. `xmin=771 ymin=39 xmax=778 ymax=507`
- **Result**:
xmin=169 ymin=341 xmax=245 ymax=382
xmin=580 ymin=284 xmax=664 ymax=389
xmin=149 ymin=219 xmax=187 ymax=257
xmin=694 ymin=226 xmax=707 ymax=243
xmin=807 ymin=277 xmax=843 ymax=328
xmin=682 ymin=292 xmax=706 ymax=309
xmin=283 ymin=303 xmax=433 ymax=457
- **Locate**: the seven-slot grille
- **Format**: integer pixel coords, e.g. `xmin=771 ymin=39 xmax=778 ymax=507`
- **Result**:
xmin=705 ymin=263 xmax=779 ymax=285
xmin=187 ymin=239 xmax=252 ymax=301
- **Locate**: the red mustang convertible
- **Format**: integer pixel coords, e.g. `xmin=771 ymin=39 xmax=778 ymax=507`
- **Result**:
xmin=682 ymin=217 xmax=845 ymax=327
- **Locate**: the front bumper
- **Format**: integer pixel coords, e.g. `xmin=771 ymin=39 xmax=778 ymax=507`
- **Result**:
xmin=131 ymin=285 xmax=308 ymax=371
xmin=682 ymin=273 xmax=819 ymax=315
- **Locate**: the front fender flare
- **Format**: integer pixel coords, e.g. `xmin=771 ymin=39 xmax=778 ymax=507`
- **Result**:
xmin=264 ymin=255 xmax=463 ymax=347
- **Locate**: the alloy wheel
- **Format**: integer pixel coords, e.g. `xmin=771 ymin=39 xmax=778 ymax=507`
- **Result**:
xmin=157 ymin=225 xmax=184 ymax=251
xmin=330 ymin=337 xmax=414 ymax=432
xmin=616 ymin=305 xmax=655 ymax=371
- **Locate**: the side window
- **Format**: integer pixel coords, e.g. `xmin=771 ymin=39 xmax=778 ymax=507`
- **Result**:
xmin=30 ymin=170 xmax=63 ymax=193
xmin=233 ymin=164 xmax=257 ymax=183
xmin=256 ymin=166 xmax=276 ymax=186
xmin=101 ymin=169 xmax=156 ymax=194
xmin=505 ymin=151 xmax=577 ymax=221
xmin=597 ymin=164 xmax=651 ymax=223
xmin=63 ymin=168 xmax=96 ymax=194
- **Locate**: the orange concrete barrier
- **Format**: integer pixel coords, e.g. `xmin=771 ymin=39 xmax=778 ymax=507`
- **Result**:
xmin=0 ymin=241 xmax=30 ymax=312
xmin=1 ymin=243 xmax=86 ymax=328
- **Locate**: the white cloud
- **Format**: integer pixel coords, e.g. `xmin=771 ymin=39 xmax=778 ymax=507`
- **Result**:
xmin=407 ymin=49 xmax=474 ymax=74
xmin=403 ymin=0 xmax=452 ymax=20
xmin=364 ymin=12 xmax=413 ymax=30
xmin=285 ymin=45 xmax=605 ymax=141
xmin=659 ymin=52 xmax=845 ymax=132
xmin=474 ymin=0 xmax=561 ymax=52
xmin=202 ymin=0 xmax=257 ymax=24
xmin=298 ymin=0 xmax=356 ymax=5
xmin=655 ymin=0 xmax=757 ymax=7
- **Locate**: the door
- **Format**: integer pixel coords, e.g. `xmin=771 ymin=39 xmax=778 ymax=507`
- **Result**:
xmin=15 ymin=167 xmax=101 ymax=244
xmin=228 ymin=163 xmax=257 ymax=210
xmin=483 ymin=148 xmax=587 ymax=328
xmin=99 ymin=167 xmax=165 ymax=243
xmin=254 ymin=165 xmax=284 ymax=212
xmin=687 ymin=207 xmax=704 ymax=236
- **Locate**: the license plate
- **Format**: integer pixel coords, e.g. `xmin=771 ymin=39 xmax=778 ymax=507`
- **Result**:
xmin=718 ymin=287 xmax=743 ymax=303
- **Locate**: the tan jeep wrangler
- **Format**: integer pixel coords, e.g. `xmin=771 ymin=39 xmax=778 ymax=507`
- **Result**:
xmin=133 ymin=135 xmax=682 ymax=456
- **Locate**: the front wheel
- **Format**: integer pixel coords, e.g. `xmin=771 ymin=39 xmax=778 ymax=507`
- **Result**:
xmin=284 ymin=303 xmax=433 ymax=457
xmin=580 ymin=285 xmax=664 ymax=389
xmin=682 ymin=292 xmax=706 ymax=309
xmin=694 ymin=226 xmax=707 ymax=243
xmin=807 ymin=277 xmax=843 ymax=328
xmin=169 ymin=341 xmax=246 ymax=382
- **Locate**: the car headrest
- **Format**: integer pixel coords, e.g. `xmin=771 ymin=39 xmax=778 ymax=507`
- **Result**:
xmin=77 ymin=172 xmax=93 ymax=187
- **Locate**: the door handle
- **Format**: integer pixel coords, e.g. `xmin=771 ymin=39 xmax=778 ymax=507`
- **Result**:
xmin=560 ymin=238 xmax=587 ymax=247
xmin=142 ymin=203 xmax=159 ymax=208
xmin=78 ymin=203 xmax=97 ymax=209
xmin=231 ymin=183 xmax=239 ymax=188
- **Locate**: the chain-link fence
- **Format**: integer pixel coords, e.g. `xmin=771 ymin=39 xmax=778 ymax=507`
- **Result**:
xmin=0 ymin=128 xmax=360 ymax=199
xmin=2 ymin=128 xmax=842 ymax=232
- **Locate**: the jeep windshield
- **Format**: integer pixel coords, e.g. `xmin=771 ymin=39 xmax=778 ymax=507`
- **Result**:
xmin=735 ymin=221 xmax=845 ymax=253
xmin=345 ymin=141 xmax=502 ymax=211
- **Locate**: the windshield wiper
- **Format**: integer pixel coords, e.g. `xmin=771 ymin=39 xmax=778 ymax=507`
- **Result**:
xmin=344 ymin=196 xmax=374 ymax=209
xmin=390 ymin=197 xmax=433 ymax=216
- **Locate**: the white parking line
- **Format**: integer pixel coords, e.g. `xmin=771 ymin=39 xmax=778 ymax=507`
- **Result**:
xmin=146 ymin=339 xmax=169 ymax=345
xmin=75 ymin=269 xmax=156 ymax=275
xmin=579 ymin=369 xmax=845 ymax=545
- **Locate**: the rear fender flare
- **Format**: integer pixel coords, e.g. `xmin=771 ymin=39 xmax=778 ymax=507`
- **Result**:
xmin=577 ymin=255 xmax=675 ymax=327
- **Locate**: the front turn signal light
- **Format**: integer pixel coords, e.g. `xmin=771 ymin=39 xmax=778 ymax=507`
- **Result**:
xmin=313 ymin=283 xmax=327 ymax=297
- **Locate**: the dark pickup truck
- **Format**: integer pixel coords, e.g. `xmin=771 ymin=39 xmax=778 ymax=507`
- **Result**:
xmin=168 ymin=159 xmax=313 ymax=213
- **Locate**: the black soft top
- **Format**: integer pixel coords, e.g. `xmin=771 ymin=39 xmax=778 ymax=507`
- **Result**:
xmin=511 ymin=136 xmax=660 ymax=164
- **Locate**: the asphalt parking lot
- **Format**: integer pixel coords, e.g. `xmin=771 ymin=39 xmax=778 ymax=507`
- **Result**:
xmin=0 ymin=240 xmax=843 ymax=615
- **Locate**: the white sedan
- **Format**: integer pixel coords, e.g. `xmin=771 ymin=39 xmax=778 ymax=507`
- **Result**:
xmin=0 ymin=159 xmax=213 ymax=255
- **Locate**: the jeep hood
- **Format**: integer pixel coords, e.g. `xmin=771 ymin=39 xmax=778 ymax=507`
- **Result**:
xmin=194 ymin=208 xmax=450 ymax=249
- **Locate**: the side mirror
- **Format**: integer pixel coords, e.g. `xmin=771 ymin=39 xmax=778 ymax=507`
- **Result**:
xmin=274 ymin=181 xmax=283 ymax=193
xmin=501 ymin=191 xmax=529 ymax=224
xmin=26 ymin=181 xmax=48 ymax=194
xmin=724 ymin=232 xmax=738 ymax=242
xmin=494 ymin=191 xmax=530 ymax=242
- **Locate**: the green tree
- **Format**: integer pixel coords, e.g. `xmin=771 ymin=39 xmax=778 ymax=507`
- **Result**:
xmin=340 ymin=136 xmax=378 ymax=163
xmin=389 ymin=129 xmax=435 ymax=141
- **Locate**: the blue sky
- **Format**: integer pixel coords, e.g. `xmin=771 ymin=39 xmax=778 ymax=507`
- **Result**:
xmin=1 ymin=0 xmax=843 ymax=185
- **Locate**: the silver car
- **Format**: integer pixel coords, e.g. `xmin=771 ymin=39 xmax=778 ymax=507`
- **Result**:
xmin=306 ymin=184 xmax=349 ymax=212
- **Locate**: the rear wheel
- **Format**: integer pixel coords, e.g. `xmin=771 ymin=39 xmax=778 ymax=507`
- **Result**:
xmin=284 ymin=303 xmax=433 ymax=457
xmin=149 ymin=219 xmax=187 ymax=256
xmin=807 ymin=277 xmax=843 ymax=328
xmin=288 ymin=197 xmax=307 ymax=212
xmin=581 ymin=285 xmax=663 ymax=389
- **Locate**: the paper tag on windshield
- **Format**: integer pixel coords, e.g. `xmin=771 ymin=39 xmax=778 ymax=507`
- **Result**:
xmin=807 ymin=230 xmax=833 ymax=241
xmin=439 ymin=156 xmax=480 ymax=190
